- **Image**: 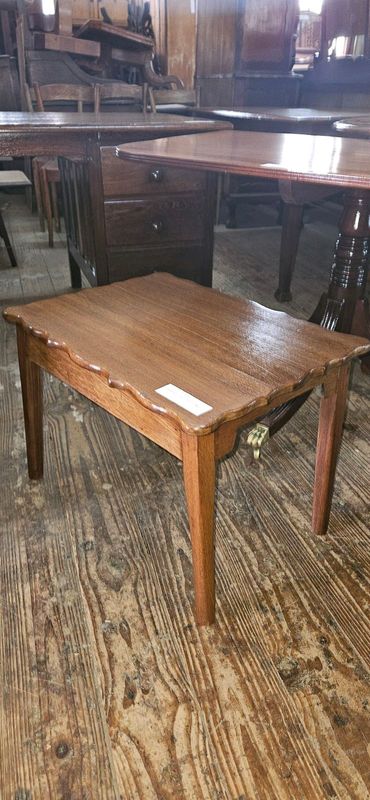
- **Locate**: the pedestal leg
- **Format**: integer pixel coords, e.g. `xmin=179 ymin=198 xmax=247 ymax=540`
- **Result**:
xmin=312 ymin=365 xmax=350 ymax=535
xmin=16 ymin=326 xmax=43 ymax=480
xmin=313 ymin=190 xmax=370 ymax=373
xmin=181 ymin=432 xmax=216 ymax=625
xmin=314 ymin=190 xmax=370 ymax=334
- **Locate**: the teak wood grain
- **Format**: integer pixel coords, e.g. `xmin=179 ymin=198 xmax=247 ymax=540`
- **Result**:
xmin=4 ymin=274 xmax=369 ymax=626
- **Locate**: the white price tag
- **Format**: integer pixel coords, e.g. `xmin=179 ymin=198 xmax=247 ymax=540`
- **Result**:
xmin=155 ymin=384 xmax=213 ymax=416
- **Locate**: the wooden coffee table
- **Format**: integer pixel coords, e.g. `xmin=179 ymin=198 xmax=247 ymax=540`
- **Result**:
xmin=4 ymin=274 xmax=369 ymax=624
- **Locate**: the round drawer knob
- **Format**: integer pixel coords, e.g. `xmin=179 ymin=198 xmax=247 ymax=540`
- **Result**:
xmin=149 ymin=168 xmax=163 ymax=183
xmin=151 ymin=220 xmax=163 ymax=233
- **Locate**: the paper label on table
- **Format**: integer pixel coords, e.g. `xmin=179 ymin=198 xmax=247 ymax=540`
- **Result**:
xmin=155 ymin=384 xmax=213 ymax=416
xmin=261 ymin=162 xmax=292 ymax=170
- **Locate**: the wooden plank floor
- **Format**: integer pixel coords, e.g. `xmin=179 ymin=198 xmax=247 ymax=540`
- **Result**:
xmin=1 ymin=196 xmax=369 ymax=800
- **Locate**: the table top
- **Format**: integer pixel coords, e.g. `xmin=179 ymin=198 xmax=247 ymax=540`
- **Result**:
xmin=117 ymin=129 xmax=370 ymax=190
xmin=191 ymin=107 xmax=369 ymax=124
xmin=333 ymin=115 xmax=370 ymax=138
xmin=4 ymin=273 xmax=368 ymax=434
xmin=0 ymin=111 xmax=229 ymax=135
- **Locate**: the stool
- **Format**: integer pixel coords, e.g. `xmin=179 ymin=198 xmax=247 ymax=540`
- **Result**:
xmin=0 ymin=170 xmax=31 ymax=266
xmin=4 ymin=274 xmax=370 ymax=625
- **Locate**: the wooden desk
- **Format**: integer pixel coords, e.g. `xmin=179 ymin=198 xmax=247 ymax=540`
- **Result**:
xmin=0 ymin=111 xmax=229 ymax=287
xmin=118 ymin=130 xmax=370 ymax=435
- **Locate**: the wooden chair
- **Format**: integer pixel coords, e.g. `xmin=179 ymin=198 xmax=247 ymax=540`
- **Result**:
xmin=94 ymin=81 xmax=146 ymax=112
xmin=31 ymin=83 xmax=98 ymax=247
xmin=0 ymin=170 xmax=31 ymax=266
xmin=145 ymin=86 xmax=199 ymax=113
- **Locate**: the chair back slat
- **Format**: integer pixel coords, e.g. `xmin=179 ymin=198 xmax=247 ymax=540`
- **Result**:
xmin=94 ymin=82 xmax=145 ymax=112
xmin=33 ymin=83 xmax=98 ymax=112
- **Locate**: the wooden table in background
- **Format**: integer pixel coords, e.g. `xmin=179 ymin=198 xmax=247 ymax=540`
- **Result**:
xmin=0 ymin=111 xmax=229 ymax=288
xmin=180 ymin=107 xmax=370 ymax=299
xmin=117 ymin=129 xmax=370 ymax=437
xmin=334 ymin=114 xmax=370 ymax=138
xmin=185 ymin=106 xmax=370 ymax=134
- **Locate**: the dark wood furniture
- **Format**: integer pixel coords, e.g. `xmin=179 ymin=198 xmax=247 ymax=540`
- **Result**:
xmin=333 ymin=115 xmax=370 ymax=137
xmin=195 ymin=0 xmax=301 ymax=108
xmin=5 ymin=273 xmax=368 ymax=624
xmin=74 ymin=19 xmax=180 ymax=88
xmin=184 ymin=105 xmax=370 ymax=299
xmin=0 ymin=168 xmax=31 ymax=266
xmin=0 ymin=55 xmax=21 ymax=110
xmin=117 ymin=129 xmax=370 ymax=442
xmin=187 ymin=106 xmax=369 ymax=133
xmin=31 ymin=82 xmax=99 ymax=247
xmin=117 ymin=129 xmax=370 ymax=342
xmin=0 ymin=111 xmax=229 ymax=288
xmin=300 ymin=0 xmax=370 ymax=108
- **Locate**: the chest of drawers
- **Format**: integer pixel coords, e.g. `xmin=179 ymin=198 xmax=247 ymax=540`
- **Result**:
xmin=60 ymin=132 xmax=217 ymax=289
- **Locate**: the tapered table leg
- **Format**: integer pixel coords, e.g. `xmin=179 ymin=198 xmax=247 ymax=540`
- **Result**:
xmin=312 ymin=365 xmax=350 ymax=536
xmin=16 ymin=326 xmax=43 ymax=480
xmin=275 ymin=202 xmax=304 ymax=302
xmin=275 ymin=181 xmax=335 ymax=303
xmin=181 ymin=432 xmax=216 ymax=625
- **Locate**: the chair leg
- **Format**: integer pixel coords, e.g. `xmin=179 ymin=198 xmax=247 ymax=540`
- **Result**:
xmin=32 ymin=158 xmax=45 ymax=232
xmin=50 ymin=181 xmax=61 ymax=233
xmin=181 ymin=431 xmax=216 ymax=625
xmin=312 ymin=364 xmax=350 ymax=536
xmin=68 ymin=250 xmax=82 ymax=289
xmin=16 ymin=326 xmax=44 ymax=480
xmin=40 ymin=166 xmax=54 ymax=247
xmin=0 ymin=210 xmax=17 ymax=267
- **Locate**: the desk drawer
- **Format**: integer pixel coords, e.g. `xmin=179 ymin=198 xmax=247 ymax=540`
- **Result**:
xmin=104 ymin=195 xmax=205 ymax=246
xmin=101 ymin=147 xmax=206 ymax=197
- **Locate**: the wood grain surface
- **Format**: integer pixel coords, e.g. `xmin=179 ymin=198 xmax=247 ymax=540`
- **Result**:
xmin=0 ymin=197 xmax=369 ymax=799
xmin=4 ymin=274 xmax=369 ymax=435
xmin=117 ymin=129 xmax=370 ymax=189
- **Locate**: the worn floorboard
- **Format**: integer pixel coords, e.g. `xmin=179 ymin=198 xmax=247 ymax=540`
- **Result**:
xmin=0 ymin=196 xmax=369 ymax=800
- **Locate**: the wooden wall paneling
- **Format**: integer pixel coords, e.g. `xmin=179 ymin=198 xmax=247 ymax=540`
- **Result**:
xmin=71 ymin=0 xmax=96 ymax=26
xmin=150 ymin=0 xmax=167 ymax=73
xmin=166 ymin=0 xmax=197 ymax=88
xmin=71 ymin=0 xmax=128 ymax=26
xmin=237 ymin=0 xmax=300 ymax=72
xmin=196 ymin=0 xmax=238 ymax=84
xmin=195 ymin=0 xmax=300 ymax=106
